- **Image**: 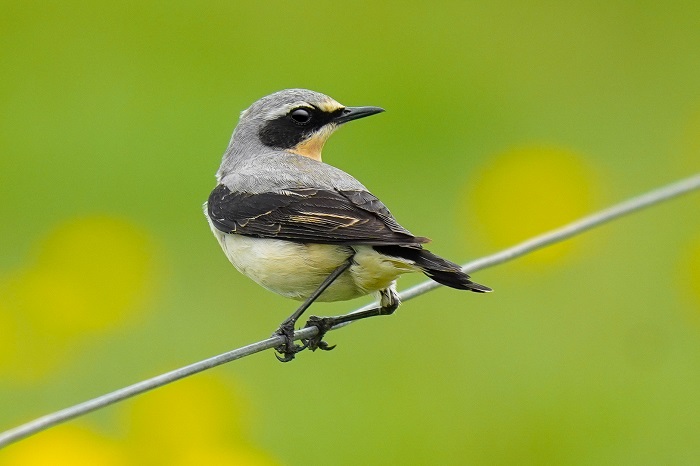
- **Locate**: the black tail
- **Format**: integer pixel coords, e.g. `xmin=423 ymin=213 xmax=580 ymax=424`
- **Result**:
xmin=373 ymin=246 xmax=492 ymax=293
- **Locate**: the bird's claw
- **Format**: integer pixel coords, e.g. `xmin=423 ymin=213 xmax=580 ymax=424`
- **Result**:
xmin=273 ymin=315 xmax=340 ymax=361
xmin=273 ymin=322 xmax=308 ymax=362
xmin=303 ymin=316 xmax=338 ymax=352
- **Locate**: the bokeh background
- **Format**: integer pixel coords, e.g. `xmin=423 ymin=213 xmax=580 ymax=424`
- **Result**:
xmin=2 ymin=1 xmax=700 ymax=464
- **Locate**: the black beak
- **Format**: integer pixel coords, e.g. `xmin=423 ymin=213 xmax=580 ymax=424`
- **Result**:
xmin=334 ymin=106 xmax=385 ymax=124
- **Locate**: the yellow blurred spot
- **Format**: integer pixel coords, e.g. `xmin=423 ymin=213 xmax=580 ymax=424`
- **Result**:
xmin=0 ymin=301 xmax=17 ymax=369
xmin=21 ymin=216 xmax=154 ymax=335
xmin=172 ymin=446 xmax=280 ymax=466
xmin=127 ymin=375 xmax=244 ymax=450
xmin=125 ymin=375 xmax=279 ymax=466
xmin=680 ymin=236 xmax=700 ymax=314
xmin=0 ymin=425 xmax=127 ymax=466
xmin=0 ymin=216 xmax=156 ymax=381
xmin=464 ymin=146 xmax=598 ymax=264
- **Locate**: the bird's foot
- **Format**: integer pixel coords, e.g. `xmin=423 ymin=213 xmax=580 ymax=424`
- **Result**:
xmin=273 ymin=321 xmax=308 ymax=362
xmin=302 ymin=316 xmax=339 ymax=352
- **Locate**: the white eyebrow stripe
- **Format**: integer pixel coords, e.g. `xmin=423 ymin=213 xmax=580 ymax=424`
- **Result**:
xmin=262 ymin=101 xmax=314 ymax=120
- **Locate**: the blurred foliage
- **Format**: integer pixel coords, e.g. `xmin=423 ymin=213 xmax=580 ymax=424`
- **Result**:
xmin=1 ymin=0 xmax=700 ymax=464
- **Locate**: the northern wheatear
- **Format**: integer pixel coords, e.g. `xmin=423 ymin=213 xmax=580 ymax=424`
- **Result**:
xmin=205 ymin=89 xmax=491 ymax=361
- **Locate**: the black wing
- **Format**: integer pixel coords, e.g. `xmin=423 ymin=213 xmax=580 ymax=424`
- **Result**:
xmin=207 ymin=184 xmax=429 ymax=247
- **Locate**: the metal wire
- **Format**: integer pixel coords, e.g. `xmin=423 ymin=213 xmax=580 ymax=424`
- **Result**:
xmin=1 ymin=172 xmax=699 ymax=449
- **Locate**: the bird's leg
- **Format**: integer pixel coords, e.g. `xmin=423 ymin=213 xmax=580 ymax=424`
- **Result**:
xmin=273 ymin=255 xmax=355 ymax=362
xmin=304 ymin=286 xmax=400 ymax=351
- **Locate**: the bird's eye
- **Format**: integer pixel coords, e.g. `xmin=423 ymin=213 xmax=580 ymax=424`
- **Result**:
xmin=290 ymin=108 xmax=312 ymax=124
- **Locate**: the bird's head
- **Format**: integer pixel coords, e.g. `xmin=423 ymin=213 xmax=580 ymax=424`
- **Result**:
xmin=233 ymin=89 xmax=384 ymax=162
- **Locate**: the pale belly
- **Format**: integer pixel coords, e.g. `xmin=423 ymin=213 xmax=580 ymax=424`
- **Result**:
xmin=210 ymin=228 xmax=417 ymax=302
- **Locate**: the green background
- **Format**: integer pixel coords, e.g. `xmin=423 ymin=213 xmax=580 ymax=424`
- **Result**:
xmin=2 ymin=1 xmax=700 ymax=464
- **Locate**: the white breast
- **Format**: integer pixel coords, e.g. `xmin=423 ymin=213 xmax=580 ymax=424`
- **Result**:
xmin=209 ymin=223 xmax=418 ymax=303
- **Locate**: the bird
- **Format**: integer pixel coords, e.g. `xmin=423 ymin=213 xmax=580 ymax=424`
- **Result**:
xmin=205 ymin=89 xmax=491 ymax=361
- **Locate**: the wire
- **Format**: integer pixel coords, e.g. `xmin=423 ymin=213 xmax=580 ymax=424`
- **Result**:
xmin=1 ymin=172 xmax=699 ymax=449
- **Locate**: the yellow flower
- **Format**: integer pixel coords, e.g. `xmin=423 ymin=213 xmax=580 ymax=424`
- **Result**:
xmin=20 ymin=216 xmax=154 ymax=335
xmin=463 ymin=146 xmax=600 ymax=265
xmin=679 ymin=235 xmax=700 ymax=316
xmin=1 ymin=216 xmax=156 ymax=381
xmin=0 ymin=426 xmax=128 ymax=466
xmin=0 ymin=301 xmax=17 ymax=369
xmin=124 ymin=375 xmax=280 ymax=466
